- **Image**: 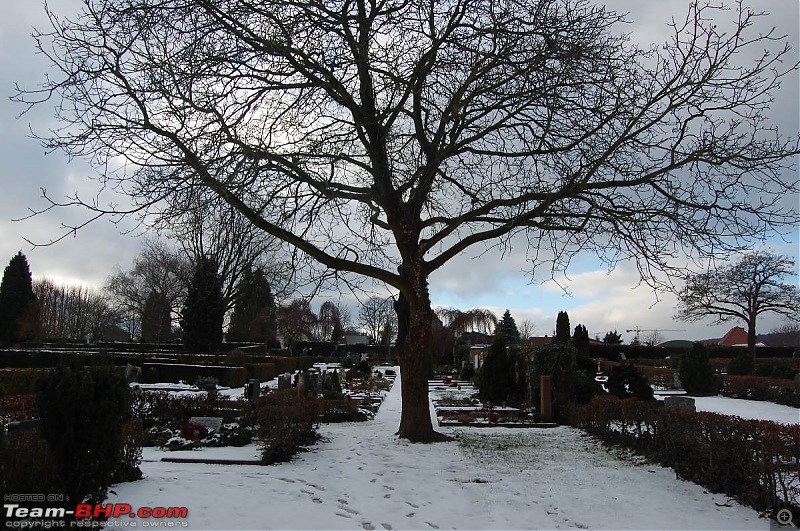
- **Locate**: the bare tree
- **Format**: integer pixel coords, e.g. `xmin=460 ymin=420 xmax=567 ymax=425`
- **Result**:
xmin=359 ymin=296 xmax=396 ymax=344
xmin=518 ymin=319 xmax=537 ymax=341
xmin=435 ymin=308 xmax=498 ymax=337
xmin=21 ymin=0 xmax=799 ymax=440
xmin=35 ymin=279 xmax=120 ymax=342
xmin=105 ymin=240 xmax=190 ymax=339
xmin=170 ymin=202 xmax=294 ymax=310
xmin=642 ymin=330 xmax=665 ymax=347
xmin=676 ymin=250 xmax=799 ymax=356
xmin=318 ymin=300 xmax=345 ymax=342
xmin=276 ymin=299 xmax=318 ymax=347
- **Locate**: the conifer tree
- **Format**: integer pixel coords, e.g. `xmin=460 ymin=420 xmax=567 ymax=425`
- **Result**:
xmin=0 ymin=252 xmax=39 ymax=342
xmin=141 ymin=291 xmax=172 ymax=343
xmin=478 ymin=335 xmax=512 ymax=404
xmin=555 ymin=311 xmax=571 ymax=344
xmin=497 ymin=309 xmax=521 ymax=344
xmin=602 ymin=330 xmax=624 ymax=344
xmin=181 ymin=256 xmax=225 ymax=352
xmin=572 ymin=324 xmax=590 ymax=356
xmin=228 ymin=267 xmax=277 ymax=344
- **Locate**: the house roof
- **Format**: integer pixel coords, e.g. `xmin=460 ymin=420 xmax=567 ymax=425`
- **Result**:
xmin=719 ymin=326 xmax=749 ymax=346
xmin=700 ymin=326 xmax=762 ymax=347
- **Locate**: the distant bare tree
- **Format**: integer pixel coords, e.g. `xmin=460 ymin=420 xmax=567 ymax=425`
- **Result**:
xmin=277 ymin=299 xmax=318 ymax=346
xmin=35 ymin=279 xmax=120 ymax=342
xmin=170 ymin=203 xmax=294 ymax=310
xmin=22 ymin=0 xmax=799 ymax=440
xmin=359 ymin=296 xmax=397 ymax=344
xmin=518 ymin=319 xmax=537 ymax=341
xmin=676 ymin=251 xmax=800 ymax=356
xmin=105 ymin=240 xmax=190 ymax=339
xmin=767 ymin=321 xmax=800 ymax=348
xmin=642 ymin=330 xmax=665 ymax=347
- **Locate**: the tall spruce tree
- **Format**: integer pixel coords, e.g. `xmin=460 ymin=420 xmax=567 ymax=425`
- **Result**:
xmin=555 ymin=311 xmax=571 ymax=344
xmin=181 ymin=256 xmax=225 ymax=352
xmin=0 ymin=252 xmax=39 ymax=342
xmin=497 ymin=309 xmax=521 ymax=344
xmin=227 ymin=267 xmax=277 ymax=344
xmin=141 ymin=291 xmax=172 ymax=343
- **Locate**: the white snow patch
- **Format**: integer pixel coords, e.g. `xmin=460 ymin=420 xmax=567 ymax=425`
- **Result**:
xmin=106 ymin=369 xmax=771 ymax=530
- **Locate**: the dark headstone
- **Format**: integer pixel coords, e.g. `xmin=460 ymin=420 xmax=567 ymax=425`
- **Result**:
xmin=663 ymin=396 xmax=696 ymax=412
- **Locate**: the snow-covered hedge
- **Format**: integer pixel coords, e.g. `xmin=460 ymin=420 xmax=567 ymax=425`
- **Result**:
xmin=569 ymin=396 xmax=800 ymax=521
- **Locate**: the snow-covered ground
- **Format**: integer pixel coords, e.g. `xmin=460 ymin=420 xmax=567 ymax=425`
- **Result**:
xmin=107 ymin=370 xmax=772 ymax=530
xmin=655 ymin=394 xmax=799 ymax=425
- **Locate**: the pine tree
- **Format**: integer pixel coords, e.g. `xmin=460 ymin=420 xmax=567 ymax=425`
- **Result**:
xmin=496 ymin=309 xmax=521 ymax=344
xmin=141 ymin=291 xmax=172 ymax=343
xmin=227 ymin=267 xmax=277 ymax=344
xmin=181 ymin=256 xmax=225 ymax=352
xmin=0 ymin=252 xmax=39 ymax=342
xmin=602 ymin=330 xmax=624 ymax=344
xmin=555 ymin=311 xmax=571 ymax=344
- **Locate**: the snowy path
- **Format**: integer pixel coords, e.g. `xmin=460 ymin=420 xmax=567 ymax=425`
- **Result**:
xmin=108 ymin=371 xmax=768 ymax=530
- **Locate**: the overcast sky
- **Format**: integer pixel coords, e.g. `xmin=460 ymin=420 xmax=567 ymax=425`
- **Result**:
xmin=1 ymin=0 xmax=798 ymax=343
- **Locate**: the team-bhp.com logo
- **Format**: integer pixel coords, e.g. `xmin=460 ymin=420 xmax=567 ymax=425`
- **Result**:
xmin=4 ymin=503 xmax=189 ymax=528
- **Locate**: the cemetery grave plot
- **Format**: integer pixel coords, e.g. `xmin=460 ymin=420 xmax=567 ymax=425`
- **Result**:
xmin=130 ymin=363 xmax=397 ymax=452
xmin=428 ymin=377 xmax=554 ymax=427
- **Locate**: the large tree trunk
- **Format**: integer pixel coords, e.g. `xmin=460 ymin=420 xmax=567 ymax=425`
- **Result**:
xmin=747 ymin=317 xmax=757 ymax=358
xmin=393 ymin=271 xmax=448 ymax=442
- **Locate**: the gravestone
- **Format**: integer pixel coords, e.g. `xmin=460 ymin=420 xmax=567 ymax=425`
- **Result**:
xmin=124 ymin=364 xmax=142 ymax=383
xmin=189 ymin=416 xmax=223 ymax=432
xmin=673 ymin=372 xmax=682 ymax=389
xmin=244 ymin=379 xmax=260 ymax=399
xmin=278 ymin=373 xmax=292 ymax=390
xmin=7 ymin=419 xmax=41 ymax=436
xmin=663 ymin=396 xmax=696 ymax=412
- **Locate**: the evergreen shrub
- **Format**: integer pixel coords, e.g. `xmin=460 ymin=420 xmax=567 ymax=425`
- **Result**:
xmin=36 ymin=364 xmax=130 ymax=506
xmin=678 ymin=343 xmax=718 ymax=395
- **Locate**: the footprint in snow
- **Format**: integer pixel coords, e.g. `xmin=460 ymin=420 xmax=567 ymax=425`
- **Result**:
xmin=312 ymin=498 xmax=323 ymax=504
xmin=338 ymin=499 xmax=348 ymax=505
xmin=406 ymin=502 xmax=419 ymax=509
xmin=336 ymin=512 xmax=352 ymax=519
xmin=361 ymin=522 xmax=375 ymax=530
xmin=425 ymin=522 xmax=439 ymax=529
xmin=383 ymin=494 xmax=391 ymax=499
xmin=405 ymin=513 xmax=415 ymax=518
xmin=381 ymin=524 xmax=392 ymax=530
xmin=301 ymin=489 xmax=314 ymax=496
xmin=370 ymin=478 xmax=377 ymax=484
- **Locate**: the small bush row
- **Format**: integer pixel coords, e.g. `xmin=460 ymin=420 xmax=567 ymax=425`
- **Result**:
xmin=129 ymin=388 xmax=246 ymax=427
xmin=719 ymin=376 xmax=800 ymax=408
xmin=569 ymin=396 xmax=800 ymax=519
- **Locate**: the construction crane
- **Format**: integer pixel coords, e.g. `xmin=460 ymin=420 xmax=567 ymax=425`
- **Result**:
xmin=625 ymin=327 xmax=685 ymax=345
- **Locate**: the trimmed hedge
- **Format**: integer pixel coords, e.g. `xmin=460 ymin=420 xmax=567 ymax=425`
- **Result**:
xmin=719 ymin=376 xmax=800 ymax=408
xmin=569 ymin=396 xmax=800 ymax=518
xmin=245 ymin=363 xmax=277 ymax=382
xmin=141 ymin=363 xmax=248 ymax=387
